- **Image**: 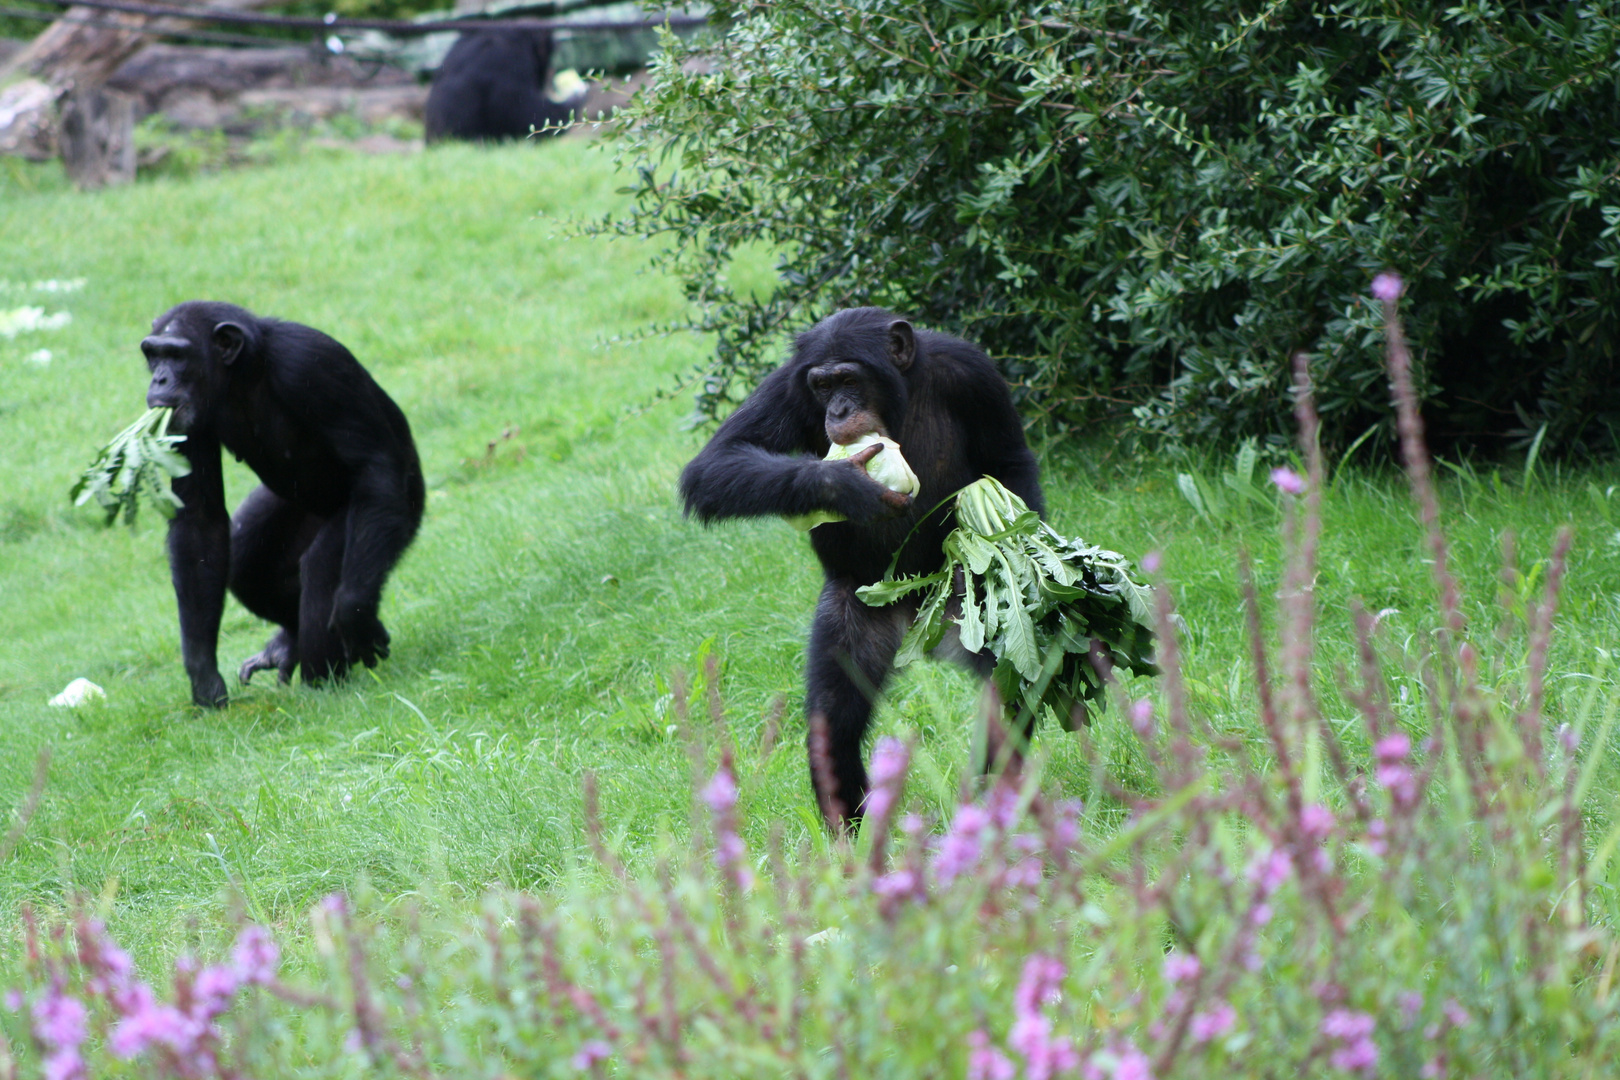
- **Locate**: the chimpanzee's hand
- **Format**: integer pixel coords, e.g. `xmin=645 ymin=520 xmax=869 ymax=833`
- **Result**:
xmin=827 ymin=443 xmax=913 ymax=523
xmin=189 ymin=666 xmax=229 ymax=708
xmin=331 ymin=597 xmax=391 ymax=670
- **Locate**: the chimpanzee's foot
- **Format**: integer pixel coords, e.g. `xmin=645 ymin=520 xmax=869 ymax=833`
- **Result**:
xmin=239 ymin=628 xmax=296 ymax=685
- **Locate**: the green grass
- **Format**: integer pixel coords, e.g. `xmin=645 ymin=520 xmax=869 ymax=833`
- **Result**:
xmin=3 ymin=142 xmax=1620 ymax=968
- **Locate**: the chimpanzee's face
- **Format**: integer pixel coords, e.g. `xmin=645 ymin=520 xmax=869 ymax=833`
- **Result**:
xmin=140 ymin=312 xmax=246 ymax=433
xmin=807 ymin=361 xmax=888 ymax=445
xmin=141 ymin=319 xmax=204 ymax=431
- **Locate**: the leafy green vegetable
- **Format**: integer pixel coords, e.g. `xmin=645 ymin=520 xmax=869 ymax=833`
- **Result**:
xmin=70 ymin=408 xmax=190 ymax=526
xmin=857 ymin=477 xmax=1157 ymax=730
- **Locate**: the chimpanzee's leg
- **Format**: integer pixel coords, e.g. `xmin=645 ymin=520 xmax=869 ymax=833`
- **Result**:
xmin=229 ymin=485 xmax=321 ymax=685
xmin=296 ymin=517 xmax=351 ymax=684
xmin=805 ymin=577 xmax=910 ymax=829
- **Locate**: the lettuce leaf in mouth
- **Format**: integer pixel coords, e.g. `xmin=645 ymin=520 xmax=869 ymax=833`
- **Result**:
xmin=857 ymin=476 xmax=1158 ymax=730
xmin=71 ymin=407 xmax=190 ymax=527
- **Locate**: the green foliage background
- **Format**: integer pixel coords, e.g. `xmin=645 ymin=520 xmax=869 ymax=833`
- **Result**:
xmin=605 ymin=0 xmax=1620 ymax=452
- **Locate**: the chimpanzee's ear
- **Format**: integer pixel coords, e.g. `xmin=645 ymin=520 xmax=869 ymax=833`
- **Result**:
xmin=213 ymin=322 xmax=248 ymax=366
xmin=887 ymin=319 xmax=916 ymax=372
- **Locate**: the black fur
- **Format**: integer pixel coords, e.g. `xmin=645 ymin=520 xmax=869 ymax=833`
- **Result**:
xmin=680 ymin=307 xmax=1043 ymax=827
xmin=141 ymin=301 xmax=425 ymax=707
xmin=424 ymin=30 xmax=578 ymax=143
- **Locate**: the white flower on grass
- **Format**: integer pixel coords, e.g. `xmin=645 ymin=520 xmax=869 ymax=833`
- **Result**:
xmin=31 ymin=279 xmax=86 ymax=294
xmin=0 ymin=307 xmax=71 ymax=338
xmin=25 ymin=349 xmax=51 ymax=366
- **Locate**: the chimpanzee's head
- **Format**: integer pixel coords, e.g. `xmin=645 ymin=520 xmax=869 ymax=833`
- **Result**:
xmin=141 ymin=302 xmax=258 ymax=433
xmin=796 ymin=307 xmax=915 ymax=446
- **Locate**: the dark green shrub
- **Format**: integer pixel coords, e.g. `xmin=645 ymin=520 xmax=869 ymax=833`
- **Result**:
xmin=602 ymin=0 xmax=1620 ymax=452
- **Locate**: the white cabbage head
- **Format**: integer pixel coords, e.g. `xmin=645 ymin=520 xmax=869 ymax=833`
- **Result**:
xmin=786 ymin=433 xmax=920 ymax=532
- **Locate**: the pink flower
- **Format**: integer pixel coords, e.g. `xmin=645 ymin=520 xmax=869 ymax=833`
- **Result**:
xmin=1398 ymin=990 xmax=1424 ymax=1028
xmin=933 ymin=804 xmax=992 ymax=883
xmin=191 ymin=965 xmax=240 ymax=1019
xmin=1190 ymin=1000 xmax=1236 ymax=1044
xmin=968 ymin=1029 xmax=1017 ymax=1080
xmin=1270 ymin=467 xmax=1306 ymax=495
xmin=1248 ymin=847 xmax=1293 ymax=896
xmin=1373 ymin=734 xmax=1419 ymax=806
xmin=1129 ymin=699 xmax=1154 ymax=737
xmin=32 ymin=990 xmax=88 ymax=1080
xmin=42 ymin=1049 xmax=83 ymax=1080
xmin=1141 ymin=551 xmax=1162 ymax=575
xmin=1442 ymin=999 xmax=1471 ymax=1028
xmin=1114 ymin=1045 xmax=1154 ymax=1080
xmin=109 ymin=1002 xmax=204 ymax=1060
xmin=31 ymin=991 xmax=86 ymax=1050
xmin=1322 ymin=1009 xmax=1378 ymax=1074
xmin=571 ymin=1039 xmax=612 ymax=1070
xmin=1321 ymin=1009 xmax=1375 ymax=1041
xmin=869 ymin=737 xmax=908 ymax=786
xmin=1374 ymin=732 xmax=1411 ymax=761
xmin=1085 ymin=1044 xmax=1154 ymax=1080
xmin=1016 ymin=955 xmax=1066 ymax=1013
xmin=231 ymin=925 xmax=279 ymax=986
xmin=1366 ymin=817 xmax=1388 ymax=857
xmin=77 ymin=920 xmax=134 ymax=1000
xmin=1161 ymin=951 xmax=1201 ymax=986
xmin=1008 ymin=956 xmax=1077 ymax=1079
xmin=862 ymin=737 xmax=911 ymax=821
xmin=1330 ymin=1039 xmax=1379 ymax=1073
xmin=872 ymin=868 xmax=924 ymax=903
xmin=1009 ymin=1013 xmax=1079 ymax=1080
xmin=1300 ymin=803 xmax=1335 ymax=841
xmin=1371 ymin=272 xmax=1404 ymax=303
xmin=701 ymin=768 xmax=739 ymax=813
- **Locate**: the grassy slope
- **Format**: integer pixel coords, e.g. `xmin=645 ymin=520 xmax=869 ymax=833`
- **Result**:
xmin=3 ymin=143 xmax=1620 ymax=963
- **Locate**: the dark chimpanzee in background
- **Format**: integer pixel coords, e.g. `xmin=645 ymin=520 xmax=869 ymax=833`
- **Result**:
xmin=424 ymin=29 xmax=586 ymax=144
xmin=141 ymin=301 xmax=424 ymax=707
xmin=680 ymin=307 xmax=1044 ymax=829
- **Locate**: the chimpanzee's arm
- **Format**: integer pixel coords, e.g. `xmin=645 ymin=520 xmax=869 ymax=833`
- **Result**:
xmin=954 ymin=359 xmax=1045 ymax=517
xmin=166 ymin=435 xmax=231 ymax=707
xmin=680 ymin=369 xmax=901 ymax=524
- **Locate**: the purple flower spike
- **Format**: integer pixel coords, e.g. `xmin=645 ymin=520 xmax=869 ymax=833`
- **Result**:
xmin=1371 ymin=272 xmax=1404 ymax=303
xmin=1322 ymin=1009 xmax=1379 ymax=1074
xmin=1300 ymin=803 xmax=1336 ymax=841
xmin=232 ymin=925 xmax=280 ymax=986
xmin=1129 ymin=699 xmax=1154 ymax=736
xmin=32 ymin=991 xmax=87 ymax=1054
xmin=1270 ymin=466 xmax=1306 ymax=495
xmin=571 ymin=1039 xmax=612 ymax=1070
xmin=967 ymin=1029 xmax=1017 ymax=1080
xmin=1162 ymin=951 xmax=1201 ymax=986
xmin=1190 ymin=1000 xmax=1236 ymax=1044
xmin=701 ymin=768 xmax=739 ymax=813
